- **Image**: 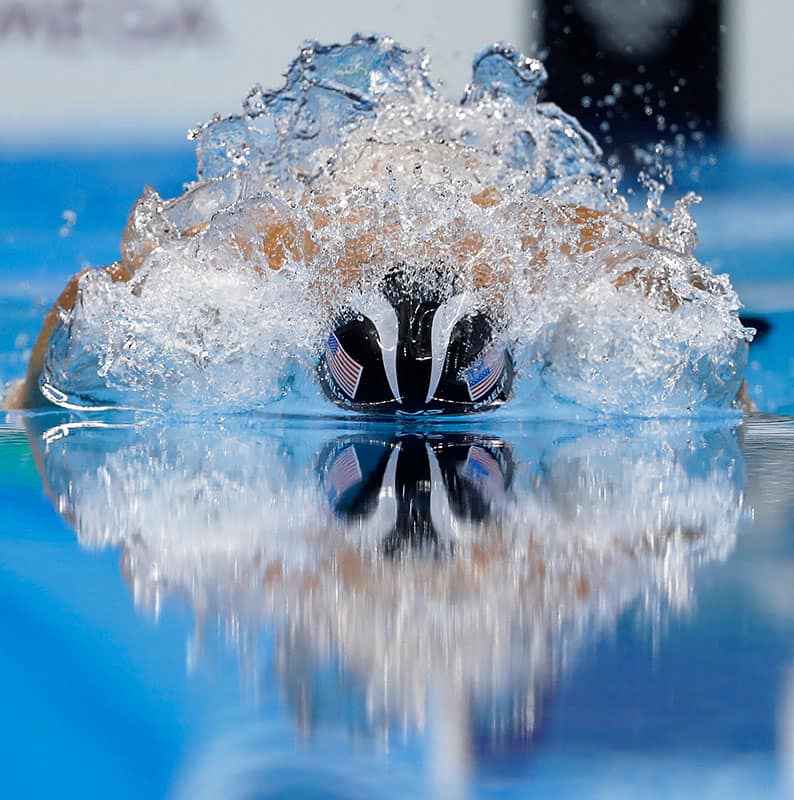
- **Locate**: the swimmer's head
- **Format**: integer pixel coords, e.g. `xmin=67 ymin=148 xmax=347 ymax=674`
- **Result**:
xmin=318 ymin=275 xmax=513 ymax=415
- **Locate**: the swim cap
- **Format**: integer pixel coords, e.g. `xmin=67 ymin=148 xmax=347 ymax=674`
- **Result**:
xmin=318 ymin=278 xmax=514 ymax=415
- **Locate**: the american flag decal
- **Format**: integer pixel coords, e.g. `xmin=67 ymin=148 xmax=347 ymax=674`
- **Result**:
xmin=325 ymin=332 xmax=363 ymax=399
xmin=464 ymin=445 xmax=500 ymax=485
xmin=462 ymin=347 xmax=505 ymax=402
xmin=326 ymin=445 xmax=362 ymax=504
xmin=463 ymin=444 xmax=505 ymax=506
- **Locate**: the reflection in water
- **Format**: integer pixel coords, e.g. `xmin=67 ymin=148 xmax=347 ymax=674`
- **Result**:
xmin=27 ymin=415 xmax=744 ymax=791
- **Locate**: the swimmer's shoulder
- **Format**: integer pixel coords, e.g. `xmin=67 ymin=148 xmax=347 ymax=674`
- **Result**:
xmin=13 ymin=262 xmax=134 ymax=409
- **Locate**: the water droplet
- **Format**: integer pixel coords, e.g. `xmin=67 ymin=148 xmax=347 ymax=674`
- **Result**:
xmin=59 ymin=209 xmax=77 ymax=238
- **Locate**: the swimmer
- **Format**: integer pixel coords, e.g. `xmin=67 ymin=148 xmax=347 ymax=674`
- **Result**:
xmin=3 ymin=33 xmax=754 ymax=416
xmin=8 ymin=164 xmax=729 ymax=415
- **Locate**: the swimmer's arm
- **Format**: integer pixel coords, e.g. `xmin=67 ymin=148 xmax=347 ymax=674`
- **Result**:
xmin=10 ymin=263 xmax=132 ymax=409
xmin=11 ymin=192 xmax=345 ymax=410
xmin=546 ymin=203 xmax=658 ymax=258
xmin=558 ymin=207 xmax=696 ymax=306
xmin=514 ymin=200 xmax=674 ymax=286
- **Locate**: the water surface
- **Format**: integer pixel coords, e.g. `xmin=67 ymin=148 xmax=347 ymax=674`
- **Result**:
xmin=2 ymin=409 xmax=794 ymax=799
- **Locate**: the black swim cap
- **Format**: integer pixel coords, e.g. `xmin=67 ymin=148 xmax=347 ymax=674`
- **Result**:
xmin=318 ymin=277 xmax=513 ymax=415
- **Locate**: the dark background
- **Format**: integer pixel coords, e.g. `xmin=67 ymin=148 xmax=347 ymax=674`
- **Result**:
xmin=541 ymin=0 xmax=722 ymax=149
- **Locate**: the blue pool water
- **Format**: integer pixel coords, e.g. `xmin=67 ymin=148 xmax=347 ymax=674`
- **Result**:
xmin=2 ymin=149 xmax=794 ymax=799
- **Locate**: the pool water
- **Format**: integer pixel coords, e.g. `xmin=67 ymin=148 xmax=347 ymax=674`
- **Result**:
xmin=2 ymin=150 xmax=794 ymax=799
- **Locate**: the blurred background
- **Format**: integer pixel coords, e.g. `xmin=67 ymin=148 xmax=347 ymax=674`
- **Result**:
xmin=0 ymin=0 xmax=792 ymax=149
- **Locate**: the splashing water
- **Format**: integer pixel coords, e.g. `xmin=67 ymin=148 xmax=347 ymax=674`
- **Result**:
xmin=40 ymin=35 xmax=751 ymax=416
